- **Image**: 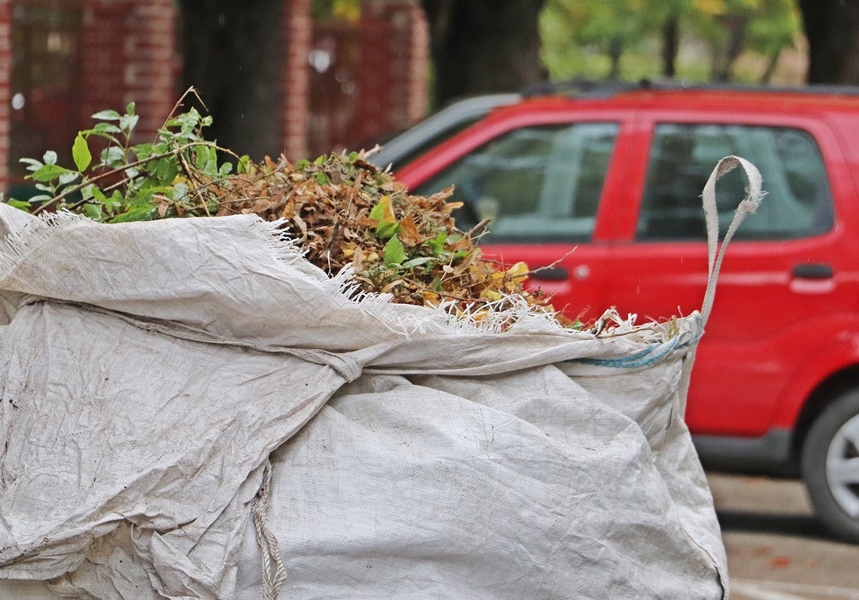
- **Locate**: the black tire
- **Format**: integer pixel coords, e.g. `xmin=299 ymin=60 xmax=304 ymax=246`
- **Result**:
xmin=801 ymin=390 xmax=859 ymax=543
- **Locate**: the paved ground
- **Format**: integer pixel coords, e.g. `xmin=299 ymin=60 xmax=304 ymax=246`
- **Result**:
xmin=707 ymin=472 xmax=859 ymax=599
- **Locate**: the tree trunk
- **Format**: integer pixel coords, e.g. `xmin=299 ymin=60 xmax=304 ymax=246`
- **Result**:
xmin=799 ymin=0 xmax=859 ymax=84
xmin=421 ymin=0 xmax=548 ymax=109
xmin=712 ymin=15 xmax=748 ymax=82
xmin=661 ymin=16 xmax=679 ymax=79
xmin=178 ymin=0 xmax=285 ymax=159
xmin=608 ymin=37 xmax=623 ymax=80
xmin=759 ymin=48 xmax=782 ymax=84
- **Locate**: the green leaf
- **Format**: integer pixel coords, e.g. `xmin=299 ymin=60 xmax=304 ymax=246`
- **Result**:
xmin=369 ymin=202 xmax=385 ymax=222
xmin=90 ymin=186 xmax=108 ymax=205
xmin=375 ymin=219 xmax=399 ymax=239
xmin=110 ymin=204 xmax=155 ymax=223
xmin=19 ymin=157 xmax=43 ymax=172
xmin=296 ymin=159 xmax=311 ymax=169
xmin=6 ymin=198 xmax=31 ymax=210
xmin=92 ymin=109 xmax=122 ymax=121
xmin=105 ymin=190 xmax=123 ymax=210
xmin=83 ymin=203 xmax=104 ymax=221
xmin=314 ymin=155 xmax=325 ymax=165
xmin=100 ymin=146 xmax=126 ymax=166
xmin=402 ymin=256 xmax=434 ymax=269
xmin=171 ymin=182 xmax=189 ymax=201
xmin=194 ymin=145 xmax=218 ymax=176
xmin=132 ymin=143 xmax=154 ymax=160
xmin=30 ymin=163 xmax=73 ymax=182
xmin=72 ymin=134 xmax=92 ymax=172
xmin=383 ymin=235 xmax=406 ymax=267
xmin=369 ymin=195 xmax=400 ymax=239
xmin=58 ymin=171 xmax=80 ymax=186
xmin=82 ymin=123 xmax=122 ymax=142
xmin=426 ymin=230 xmax=447 ymax=255
xmin=119 ymin=113 xmax=139 ymax=133
xmin=237 ymin=155 xmax=251 ymax=174
xmin=567 ymin=319 xmax=584 ymax=331
xmin=316 ymin=172 xmax=328 ymax=184
xmin=151 ymin=157 xmax=179 ymax=184
xmin=125 ymin=102 xmax=135 ymax=116
xmin=218 ymin=162 xmax=234 ymax=177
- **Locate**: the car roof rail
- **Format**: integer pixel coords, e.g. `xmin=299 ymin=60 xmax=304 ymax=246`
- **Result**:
xmin=519 ymin=77 xmax=646 ymax=99
xmin=521 ymin=77 xmax=859 ymax=99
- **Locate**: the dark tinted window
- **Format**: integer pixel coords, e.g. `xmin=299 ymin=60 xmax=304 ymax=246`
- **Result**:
xmin=638 ymin=124 xmax=834 ymax=241
xmin=414 ymin=123 xmax=619 ymax=243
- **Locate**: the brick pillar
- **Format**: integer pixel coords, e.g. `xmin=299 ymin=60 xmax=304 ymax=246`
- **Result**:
xmin=0 ymin=0 xmax=11 ymax=193
xmin=79 ymin=0 xmax=177 ymax=143
xmin=404 ymin=4 xmax=428 ymax=124
xmin=121 ymin=0 xmax=177 ymax=136
xmin=362 ymin=1 xmax=428 ymax=131
xmin=283 ymin=0 xmax=311 ymax=161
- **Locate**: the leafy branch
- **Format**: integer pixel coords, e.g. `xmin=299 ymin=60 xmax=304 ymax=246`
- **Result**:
xmin=11 ymin=88 xmax=246 ymax=223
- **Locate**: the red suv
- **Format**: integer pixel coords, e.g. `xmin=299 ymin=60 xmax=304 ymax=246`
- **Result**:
xmin=379 ymin=81 xmax=859 ymax=542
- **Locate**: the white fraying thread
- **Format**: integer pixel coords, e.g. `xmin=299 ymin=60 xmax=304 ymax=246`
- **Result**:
xmin=254 ymin=217 xmax=307 ymax=263
xmin=0 ymin=209 xmax=90 ymax=279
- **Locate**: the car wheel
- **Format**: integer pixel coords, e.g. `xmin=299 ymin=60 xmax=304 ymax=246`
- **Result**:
xmin=801 ymin=390 xmax=859 ymax=543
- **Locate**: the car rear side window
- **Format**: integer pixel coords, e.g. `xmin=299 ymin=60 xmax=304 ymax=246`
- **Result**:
xmin=413 ymin=123 xmax=619 ymax=243
xmin=638 ymin=124 xmax=834 ymax=241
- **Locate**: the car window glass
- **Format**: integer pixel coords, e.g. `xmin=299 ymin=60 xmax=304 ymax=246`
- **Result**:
xmin=638 ymin=124 xmax=834 ymax=241
xmin=376 ymin=120 xmax=478 ymax=171
xmin=413 ymin=123 xmax=619 ymax=243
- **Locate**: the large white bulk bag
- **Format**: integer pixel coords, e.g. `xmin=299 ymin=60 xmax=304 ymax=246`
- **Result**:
xmin=0 ymin=157 xmax=761 ymax=599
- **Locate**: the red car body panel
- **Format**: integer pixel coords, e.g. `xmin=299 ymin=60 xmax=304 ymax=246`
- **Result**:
xmin=395 ymin=88 xmax=859 ymax=457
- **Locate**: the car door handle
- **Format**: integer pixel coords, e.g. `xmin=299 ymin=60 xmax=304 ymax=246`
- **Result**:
xmin=530 ymin=267 xmax=569 ymax=281
xmin=792 ymin=263 xmax=833 ymax=279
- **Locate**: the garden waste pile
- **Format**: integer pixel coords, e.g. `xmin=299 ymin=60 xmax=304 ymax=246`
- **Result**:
xmin=0 ymin=104 xmax=762 ymax=600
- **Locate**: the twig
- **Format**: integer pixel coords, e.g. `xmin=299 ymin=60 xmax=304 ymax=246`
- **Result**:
xmin=529 ymin=246 xmax=578 ymax=276
xmin=465 ymin=217 xmax=491 ymax=239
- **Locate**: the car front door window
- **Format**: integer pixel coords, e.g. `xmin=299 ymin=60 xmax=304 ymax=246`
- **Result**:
xmin=414 ymin=123 xmax=619 ymax=242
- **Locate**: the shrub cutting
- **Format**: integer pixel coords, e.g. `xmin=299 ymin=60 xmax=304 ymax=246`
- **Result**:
xmin=7 ymin=94 xmax=563 ymax=329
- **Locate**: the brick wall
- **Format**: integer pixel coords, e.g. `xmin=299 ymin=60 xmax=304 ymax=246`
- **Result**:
xmin=365 ymin=2 xmax=427 ymax=131
xmin=283 ymin=0 xmax=311 ymax=160
xmin=0 ymin=0 xmax=425 ymax=190
xmin=0 ymin=0 xmax=11 ymax=192
xmin=79 ymin=0 xmax=178 ymax=143
xmin=303 ymin=0 xmax=428 ymax=158
xmin=363 ymin=0 xmax=427 ymax=127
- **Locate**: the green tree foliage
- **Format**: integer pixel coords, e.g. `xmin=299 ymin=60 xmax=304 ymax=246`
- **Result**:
xmin=312 ymin=0 xmax=361 ymax=21
xmin=691 ymin=0 xmax=801 ymax=82
xmin=541 ymin=0 xmax=800 ymax=83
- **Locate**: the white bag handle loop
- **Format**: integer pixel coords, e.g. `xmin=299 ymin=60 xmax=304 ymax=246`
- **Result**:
xmin=700 ymin=155 xmax=764 ymax=325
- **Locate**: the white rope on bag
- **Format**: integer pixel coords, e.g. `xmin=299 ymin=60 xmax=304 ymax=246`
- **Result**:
xmin=699 ymin=155 xmax=764 ymax=326
xmin=253 ymin=460 xmax=287 ymax=600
